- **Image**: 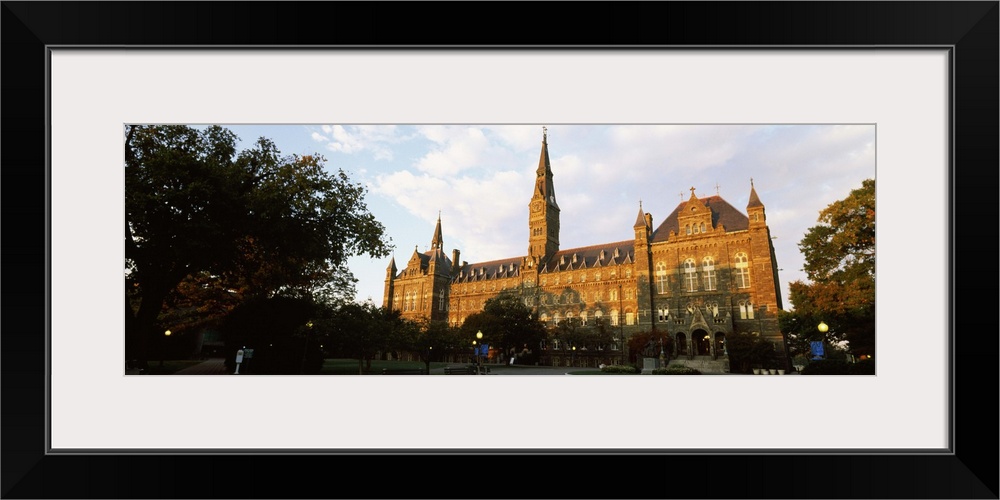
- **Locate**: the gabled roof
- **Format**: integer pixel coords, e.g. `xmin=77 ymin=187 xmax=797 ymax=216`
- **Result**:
xmin=650 ymin=195 xmax=749 ymax=243
xmin=549 ymin=240 xmax=634 ymax=271
xmin=396 ymin=247 xmax=452 ymax=278
xmin=453 ymin=257 xmax=522 ymax=283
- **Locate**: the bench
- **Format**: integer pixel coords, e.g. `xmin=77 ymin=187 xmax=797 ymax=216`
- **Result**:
xmin=443 ymin=365 xmax=476 ymax=375
xmin=381 ymin=368 xmax=427 ymax=375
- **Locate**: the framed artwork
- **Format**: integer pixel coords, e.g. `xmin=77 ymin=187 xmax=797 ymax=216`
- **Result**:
xmin=4 ymin=2 xmax=996 ymax=498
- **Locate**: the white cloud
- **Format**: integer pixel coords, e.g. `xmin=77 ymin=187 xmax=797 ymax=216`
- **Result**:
xmin=310 ymin=124 xmax=403 ymax=160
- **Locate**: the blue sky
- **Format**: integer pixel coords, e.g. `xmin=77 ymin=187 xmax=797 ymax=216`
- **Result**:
xmin=221 ymin=124 xmax=875 ymax=310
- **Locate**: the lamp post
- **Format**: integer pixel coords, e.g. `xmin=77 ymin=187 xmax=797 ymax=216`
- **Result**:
xmin=571 ymin=345 xmax=576 ymax=367
xmin=160 ymin=329 xmax=171 ymax=368
xmin=618 ymin=283 xmax=625 ymax=366
xmin=811 ymin=321 xmax=829 ymax=361
xmin=475 ymin=330 xmax=484 ymax=374
xmin=300 ymin=321 xmax=313 ymax=375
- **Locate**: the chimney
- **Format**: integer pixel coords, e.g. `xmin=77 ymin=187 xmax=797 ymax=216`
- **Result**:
xmin=452 ymin=249 xmax=462 ymax=274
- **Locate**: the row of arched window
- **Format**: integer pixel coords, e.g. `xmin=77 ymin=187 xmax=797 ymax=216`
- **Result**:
xmin=654 ymin=252 xmax=751 ymax=293
xmin=539 ymin=309 xmax=636 ymax=327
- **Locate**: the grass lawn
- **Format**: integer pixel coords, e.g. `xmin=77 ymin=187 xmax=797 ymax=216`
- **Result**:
xmin=144 ymin=359 xmax=205 ymax=375
xmin=320 ymin=358 xmax=458 ymax=375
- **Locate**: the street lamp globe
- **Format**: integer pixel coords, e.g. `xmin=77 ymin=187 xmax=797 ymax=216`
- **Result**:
xmin=164 ymin=329 xmax=171 ymax=337
xmin=817 ymin=321 xmax=829 ymax=333
xmin=476 ymin=330 xmax=483 ymax=340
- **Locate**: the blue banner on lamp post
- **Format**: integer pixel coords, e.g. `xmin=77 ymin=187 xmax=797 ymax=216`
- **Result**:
xmin=810 ymin=341 xmax=825 ymax=360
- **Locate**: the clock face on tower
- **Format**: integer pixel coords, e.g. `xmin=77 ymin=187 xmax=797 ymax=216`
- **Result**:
xmin=532 ymin=201 xmax=543 ymax=213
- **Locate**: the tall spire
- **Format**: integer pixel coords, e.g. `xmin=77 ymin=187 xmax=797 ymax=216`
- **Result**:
xmin=534 ymin=127 xmax=557 ymax=207
xmin=430 ymin=211 xmax=444 ymax=250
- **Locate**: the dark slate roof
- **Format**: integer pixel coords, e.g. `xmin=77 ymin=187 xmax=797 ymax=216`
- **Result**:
xmin=453 ymin=257 xmax=523 ymax=283
xmin=451 ymin=240 xmax=636 ymax=282
xmin=543 ymin=240 xmax=635 ymax=273
xmin=650 ymin=195 xmax=750 ymax=243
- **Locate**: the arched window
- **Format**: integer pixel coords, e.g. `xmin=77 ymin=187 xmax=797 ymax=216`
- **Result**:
xmin=734 ymin=252 xmax=751 ymax=288
xmin=738 ymin=300 xmax=754 ymax=319
xmin=594 ymin=310 xmax=604 ymax=322
xmin=656 ymin=261 xmax=669 ymax=294
xmin=702 ymin=256 xmax=717 ymax=291
xmin=610 ymin=309 xmax=620 ymax=326
xmin=684 ymin=258 xmax=698 ymax=292
xmin=540 ymin=313 xmax=549 ymax=324
xmin=439 ymin=290 xmax=446 ymax=311
xmin=609 ymin=288 xmax=618 ymax=301
xmin=686 ymin=224 xmax=692 ymax=235
xmin=553 ymin=312 xmax=561 ymax=325
xmin=657 ymin=307 xmax=670 ymax=321
xmin=580 ymin=311 xmax=588 ymax=326
xmin=700 ymin=222 xmax=706 ymax=233
xmin=625 ymin=309 xmax=635 ymax=326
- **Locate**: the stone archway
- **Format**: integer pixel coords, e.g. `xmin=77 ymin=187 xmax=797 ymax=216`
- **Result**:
xmin=693 ymin=329 xmax=711 ymax=355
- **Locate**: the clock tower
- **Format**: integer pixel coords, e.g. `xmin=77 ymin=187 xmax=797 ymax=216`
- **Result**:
xmin=528 ymin=127 xmax=560 ymax=267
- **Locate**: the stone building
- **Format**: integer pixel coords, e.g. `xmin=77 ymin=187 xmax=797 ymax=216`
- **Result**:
xmin=383 ymin=129 xmax=786 ymax=370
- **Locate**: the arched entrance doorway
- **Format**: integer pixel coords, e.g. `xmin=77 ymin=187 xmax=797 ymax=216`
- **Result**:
xmin=693 ymin=329 xmax=710 ymax=355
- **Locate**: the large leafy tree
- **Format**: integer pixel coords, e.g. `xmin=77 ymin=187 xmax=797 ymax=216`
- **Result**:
xmin=460 ymin=290 xmax=546 ymax=361
xmin=785 ymin=178 xmax=875 ymax=358
xmin=320 ymin=300 xmax=407 ymax=374
xmin=404 ymin=319 xmax=464 ymax=373
xmin=125 ymin=125 xmax=392 ymax=362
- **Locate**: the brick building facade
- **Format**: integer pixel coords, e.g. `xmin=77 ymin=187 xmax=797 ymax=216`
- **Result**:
xmin=383 ymin=129 xmax=786 ymax=368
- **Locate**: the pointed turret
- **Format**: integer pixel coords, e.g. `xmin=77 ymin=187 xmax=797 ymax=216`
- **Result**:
xmin=747 ymin=178 xmax=766 ymax=225
xmin=430 ymin=211 xmax=444 ymax=250
xmin=747 ymin=178 xmax=763 ymax=209
xmin=633 ymin=201 xmax=649 ymax=229
xmin=382 ymin=256 xmax=397 ymax=309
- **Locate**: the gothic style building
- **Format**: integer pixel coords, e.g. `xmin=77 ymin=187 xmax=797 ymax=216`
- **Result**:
xmin=383 ymin=129 xmax=785 ymax=369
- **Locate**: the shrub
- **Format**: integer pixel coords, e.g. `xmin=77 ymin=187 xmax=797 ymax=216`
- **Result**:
xmin=848 ymin=358 xmax=875 ymax=375
xmin=651 ymin=366 xmax=701 ymax=375
xmin=800 ymin=359 xmax=851 ymax=375
xmin=600 ymin=364 xmax=638 ymax=374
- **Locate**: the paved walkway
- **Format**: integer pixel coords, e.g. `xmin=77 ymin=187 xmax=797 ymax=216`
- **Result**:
xmin=173 ymin=357 xmax=230 ymax=375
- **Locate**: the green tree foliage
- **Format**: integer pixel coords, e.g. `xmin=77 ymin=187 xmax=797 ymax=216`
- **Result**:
xmin=125 ymin=125 xmax=392 ymax=362
xmin=785 ymin=179 xmax=876 ymax=358
xmin=219 ymin=296 xmax=322 ymax=374
xmin=319 ymin=300 xmax=407 ymax=374
xmin=404 ymin=319 xmax=464 ymax=373
xmin=725 ymin=332 xmax=777 ymax=374
xmin=460 ymin=290 xmax=546 ymax=361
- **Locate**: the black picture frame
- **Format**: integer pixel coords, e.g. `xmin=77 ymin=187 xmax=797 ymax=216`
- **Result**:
xmin=3 ymin=2 xmax=997 ymax=498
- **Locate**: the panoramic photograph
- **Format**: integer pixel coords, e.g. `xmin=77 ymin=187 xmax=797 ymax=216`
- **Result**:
xmin=124 ymin=124 xmax=876 ymax=376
